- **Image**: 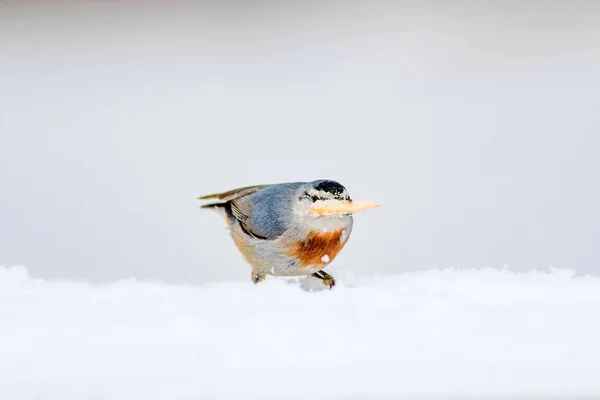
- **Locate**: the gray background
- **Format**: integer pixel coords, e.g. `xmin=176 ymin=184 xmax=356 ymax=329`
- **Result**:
xmin=1 ymin=1 xmax=599 ymax=283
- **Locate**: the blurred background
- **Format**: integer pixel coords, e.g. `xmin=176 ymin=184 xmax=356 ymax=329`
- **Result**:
xmin=1 ymin=1 xmax=599 ymax=283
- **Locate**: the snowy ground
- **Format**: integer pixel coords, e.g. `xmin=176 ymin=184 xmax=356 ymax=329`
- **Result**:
xmin=1 ymin=266 xmax=600 ymax=400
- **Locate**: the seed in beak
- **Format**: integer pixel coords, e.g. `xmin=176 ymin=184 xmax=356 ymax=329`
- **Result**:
xmin=308 ymin=199 xmax=379 ymax=216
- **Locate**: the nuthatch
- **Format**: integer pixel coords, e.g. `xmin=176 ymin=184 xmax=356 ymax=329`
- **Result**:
xmin=199 ymin=180 xmax=378 ymax=288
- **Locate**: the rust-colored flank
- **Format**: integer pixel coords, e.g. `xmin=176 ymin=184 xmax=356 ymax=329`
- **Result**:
xmin=288 ymin=229 xmax=349 ymax=268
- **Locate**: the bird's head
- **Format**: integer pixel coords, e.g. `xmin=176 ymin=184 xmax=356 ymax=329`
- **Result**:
xmin=290 ymin=180 xmax=378 ymax=228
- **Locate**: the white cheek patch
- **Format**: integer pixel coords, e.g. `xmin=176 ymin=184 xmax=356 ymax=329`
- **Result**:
xmin=321 ymin=254 xmax=330 ymax=263
xmin=313 ymin=189 xmax=334 ymax=199
xmin=311 ymin=189 xmax=349 ymax=200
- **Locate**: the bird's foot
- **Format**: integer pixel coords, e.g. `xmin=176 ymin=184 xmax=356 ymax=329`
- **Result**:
xmin=251 ymin=271 xmax=267 ymax=284
xmin=312 ymin=271 xmax=336 ymax=289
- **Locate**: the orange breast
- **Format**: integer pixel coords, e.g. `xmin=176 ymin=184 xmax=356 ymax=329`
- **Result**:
xmin=288 ymin=229 xmax=349 ymax=268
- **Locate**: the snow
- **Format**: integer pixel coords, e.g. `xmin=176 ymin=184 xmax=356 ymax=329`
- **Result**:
xmin=2 ymin=266 xmax=600 ymax=400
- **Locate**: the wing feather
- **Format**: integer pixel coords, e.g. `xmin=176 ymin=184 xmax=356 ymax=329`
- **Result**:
xmin=199 ymin=184 xmax=272 ymax=240
xmin=230 ymin=202 xmax=248 ymax=221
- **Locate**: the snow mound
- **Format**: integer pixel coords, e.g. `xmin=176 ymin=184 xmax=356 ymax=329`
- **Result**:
xmin=1 ymin=266 xmax=600 ymax=399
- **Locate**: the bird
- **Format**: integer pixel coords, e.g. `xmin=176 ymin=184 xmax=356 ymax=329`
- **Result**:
xmin=198 ymin=179 xmax=378 ymax=289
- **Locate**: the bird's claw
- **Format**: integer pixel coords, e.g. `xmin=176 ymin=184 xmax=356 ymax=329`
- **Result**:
xmin=312 ymin=271 xmax=336 ymax=289
xmin=322 ymin=277 xmax=335 ymax=289
xmin=251 ymin=271 xmax=266 ymax=284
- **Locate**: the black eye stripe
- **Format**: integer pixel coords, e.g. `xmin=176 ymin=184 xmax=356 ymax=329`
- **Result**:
xmin=299 ymin=191 xmax=312 ymax=201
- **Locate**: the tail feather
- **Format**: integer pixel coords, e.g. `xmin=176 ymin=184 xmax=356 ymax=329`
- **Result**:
xmin=200 ymin=201 xmax=235 ymax=225
xmin=200 ymin=201 xmax=227 ymax=210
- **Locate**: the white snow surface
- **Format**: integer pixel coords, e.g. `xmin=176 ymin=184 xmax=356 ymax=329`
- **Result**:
xmin=2 ymin=266 xmax=600 ymax=400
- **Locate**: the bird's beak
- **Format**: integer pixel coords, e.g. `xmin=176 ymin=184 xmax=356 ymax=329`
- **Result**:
xmin=308 ymin=199 xmax=379 ymax=216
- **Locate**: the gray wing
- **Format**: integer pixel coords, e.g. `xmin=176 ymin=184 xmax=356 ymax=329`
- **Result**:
xmin=200 ymin=182 xmax=301 ymax=241
xmin=230 ymin=183 xmax=301 ymax=240
xmin=228 ymin=192 xmax=278 ymax=240
xmin=199 ymin=184 xmax=277 ymax=240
